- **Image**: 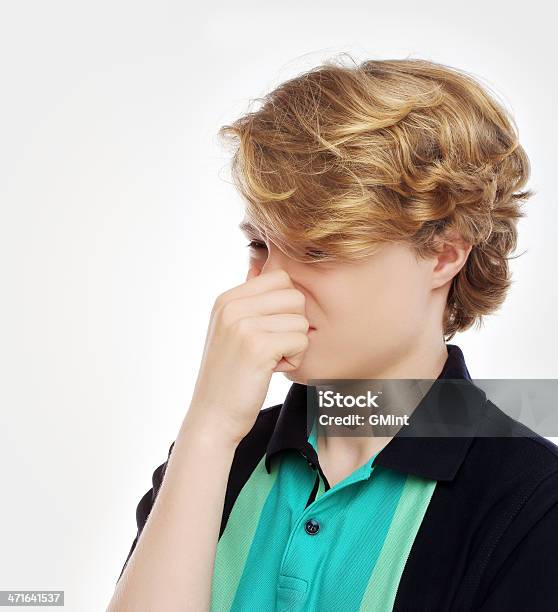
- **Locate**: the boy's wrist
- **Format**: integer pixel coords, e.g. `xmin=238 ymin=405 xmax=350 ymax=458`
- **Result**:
xmin=178 ymin=409 xmax=242 ymax=452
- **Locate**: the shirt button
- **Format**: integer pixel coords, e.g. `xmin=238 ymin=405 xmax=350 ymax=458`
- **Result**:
xmin=305 ymin=518 xmax=320 ymax=535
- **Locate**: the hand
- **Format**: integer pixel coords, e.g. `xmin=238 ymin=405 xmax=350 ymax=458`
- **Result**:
xmin=184 ymin=269 xmax=311 ymax=445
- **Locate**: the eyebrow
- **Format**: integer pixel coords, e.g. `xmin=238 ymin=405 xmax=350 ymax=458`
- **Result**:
xmin=238 ymin=220 xmax=261 ymax=236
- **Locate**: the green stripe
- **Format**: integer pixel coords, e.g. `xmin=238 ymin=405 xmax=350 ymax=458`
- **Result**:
xmin=210 ymin=455 xmax=279 ymax=611
xmin=359 ymin=474 xmax=437 ymax=611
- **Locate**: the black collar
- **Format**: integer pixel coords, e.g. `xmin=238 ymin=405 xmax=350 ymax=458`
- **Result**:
xmin=264 ymin=344 xmax=485 ymax=481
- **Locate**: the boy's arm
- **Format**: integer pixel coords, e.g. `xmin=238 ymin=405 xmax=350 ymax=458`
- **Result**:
xmin=477 ymin=471 xmax=558 ymax=610
xmin=116 ymin=441 xmax=176 ymax=584
xmin=107 ymin=416 xmax=239 ymax=611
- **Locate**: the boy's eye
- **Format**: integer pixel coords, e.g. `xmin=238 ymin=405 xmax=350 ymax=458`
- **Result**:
xmin=246 ymin=240 xmax=267 ymax=251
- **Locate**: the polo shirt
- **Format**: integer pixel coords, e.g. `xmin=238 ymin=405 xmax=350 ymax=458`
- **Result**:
xmin=117 ymin=344 xmax=558 ymax=611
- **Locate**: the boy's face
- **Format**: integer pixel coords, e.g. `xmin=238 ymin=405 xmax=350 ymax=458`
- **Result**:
xmin=243 ymin=220 xmax=453 ymax=382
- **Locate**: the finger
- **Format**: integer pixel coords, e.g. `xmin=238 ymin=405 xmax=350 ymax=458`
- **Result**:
xmin=227 ymin=288 xmax=306 ymax=321
xmin=221 ymin=269 xmax=294 ymax=304
xmin=249 ymin=313 xmax=310 ymax=334
xmin=267 ymin=331 xmax=310 ymax=371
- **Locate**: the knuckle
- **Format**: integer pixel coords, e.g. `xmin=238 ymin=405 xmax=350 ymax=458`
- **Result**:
xmin=231 ymin=316 xmax=251 ymax=336
xmin=212 ymin=293 xmax=227 ymax=315
xmin=217 ymin=301 xmax=237 ymax=327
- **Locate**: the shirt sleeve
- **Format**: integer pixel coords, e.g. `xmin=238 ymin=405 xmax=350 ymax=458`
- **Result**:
xmin=478 ymin=493 xmax=558 ymax=610
xmin=116 ymin=440 xmax=176 ymax=584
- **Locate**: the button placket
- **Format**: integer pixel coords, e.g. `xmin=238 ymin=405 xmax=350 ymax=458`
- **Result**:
xmin=298 ymin=449 xmax=318 ymax=471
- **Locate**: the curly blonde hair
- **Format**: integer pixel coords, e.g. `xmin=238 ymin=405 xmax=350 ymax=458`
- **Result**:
xmin=217 ymin=55 xmax=534 ymax=340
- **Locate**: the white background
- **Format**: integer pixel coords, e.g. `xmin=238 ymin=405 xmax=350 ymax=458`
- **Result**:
xmin=1 ymin=1 xmax=556 ymax=610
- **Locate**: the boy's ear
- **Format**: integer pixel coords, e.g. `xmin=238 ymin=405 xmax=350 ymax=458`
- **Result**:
xmin=431 ymin=229 xmax=472 ymax=287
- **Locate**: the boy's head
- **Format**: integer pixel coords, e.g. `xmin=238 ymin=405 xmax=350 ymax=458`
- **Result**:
xmin=220 ymin=57 xmax=533 ymax=380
